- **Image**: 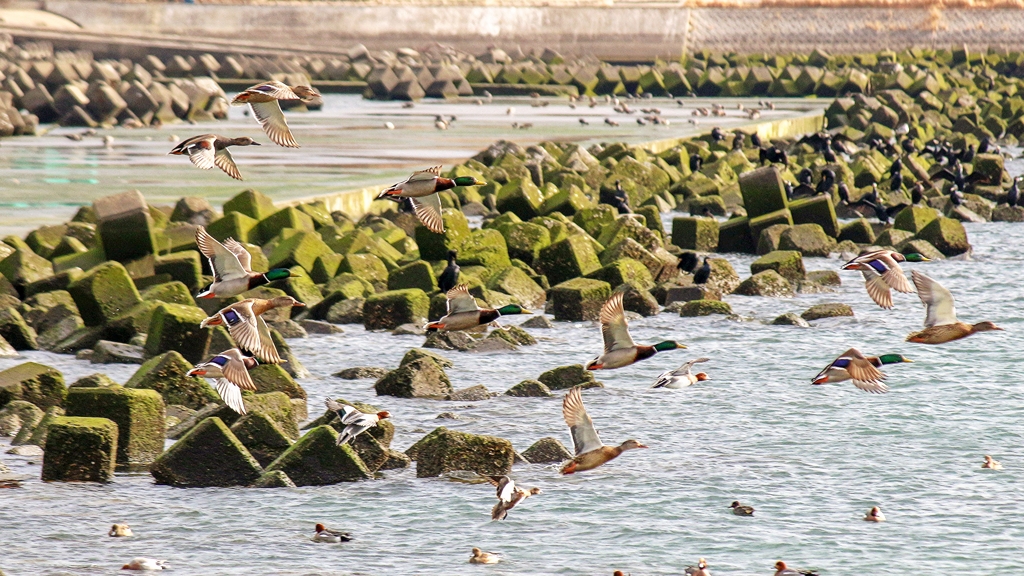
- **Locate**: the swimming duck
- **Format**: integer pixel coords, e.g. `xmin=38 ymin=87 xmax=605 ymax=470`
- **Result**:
xmin=560 ymin=386 xmax=647 ymax=474
xmin=376 ymin=166 xmax=485 ymax=233
xmin=585 ymin=293 xmax=685 ymax=370
xmin=312 ymin=523 xmax=352 ymax=543
xmin=982 ymin=455 xmax=1002 ymax=470
xmin=652 ymin=358 xmax=711 ymax=389
xmin=168 ymin=134 xmax=260 ymax=180
xmin=841 ymin=249 xmax=929 ymax=309
xmin=437 ymin=250 xmax=460 ymax=293
xmin=685 ymin=558 xmax=711 ymax=576
xmin=469 ymin=547 xmax=499 ymax=564
xmin=324 ymin=398 xmax=390 ymax=445
xmin=231 ymin=80 xmax=320 ymax=147
xmin=488 ymin=475 xmax=541 ymax=521
xmin=812 ymin=348 xmax=913 ymax=394
xmin=906 ymin=270 xmax=1003 ymax=344
xmin=864 ymin=506 xmax=886 ymax=522
xmin=121 ymin=558 xmax=167 ymax=570
xmin=774 ymin=561 xmax=819 ymax=576
xmin=109 ymin=524 xmax=133 ymax=537
xmin=195 ymin=226 xmax=291 ymax=299
xmin=425 ymin=285 xmax=530 ymax=332
xmin=186 ymin=348 xmax=258 ymax=414
xmin=730 ymin=501 xmax=754 ymax=516
xmin=199 ymin=296 xmax=305 ymax=363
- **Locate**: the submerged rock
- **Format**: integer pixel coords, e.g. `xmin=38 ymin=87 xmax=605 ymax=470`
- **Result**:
xmin=446 ymin=385 xmax=491 ymax=401
xmin=150 ymin=417 xmax=263 ymax=488
xmin=230 ymin=412 xmax=293 ymax=468
xmin=253 ymin=469 xmax=296 ymax=488
xmin=734 ymin=270 xmax=795 ymax=298
xmin=521 ymin=437 xmax=573 ymax=464
xmin=0 ymin=362 xmax=66 ymax=410
xmin=265 ymin=425 xmax=370 ymax=486
xmin=375 ymin=358 xmax=453 ymax=399
xmin=333 ymin=367 xmax=390 ymax=380
xmin=504 ymin=379 xmax=552 ymax=398
xmin=678 ymin=299 xmax=733 ymax=317
xmin=124 ymin=351 xmax=219 ymax=410
xmin=771 ymin=313 xmax=810 ymax=327
xmin=801 ymin=303 xmax=854 ymax=321
xmin=520 ymin=315 xmax=553 ymax=329
xmin=411 ymin=426 xmax=515 ymax=478
xmin=538 ymin=364 xmax=602 ymax=391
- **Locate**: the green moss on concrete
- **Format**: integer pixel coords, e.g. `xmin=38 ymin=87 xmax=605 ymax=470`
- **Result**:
xmin=671 ymin=217 xmax=720 ymax=251
xmin=497 ymin=178 xmax=544 ymax=220
xmin=789 ymin=195 xmax=840 ymax=238
xmin=0 ymin=362 xmax=65 ymax=410
xmin=893 ymin=206 xmax=939 ymax=233
xmin=41 ymin=416 xmax=118 ymax=482
xmin=375 ymin=358 xmax=453 ymax=398
xmin=678 ymin=299 xmax=733 ymax=316
xmin=140 ymin=281 xmax=194 ymax=306
xmin=0 ymin=248 xmax=54 ymax=294
xmin=363 ymin=288 xmax=429 ymax=330
xmin=387 ymin=260 xmax=438 ymax=293
xmin=150 ymin=417 xmax=263 ymax=487
xmin=538 ymin=364 xmax=602 ymax=390
xmin=125 ymin=351 xmax=218 ymax=409
xmin=413 ymin=426 xmax=515 ymax=478
xmin=338 ymin=253 xmax=389 ymax=291
xmin=458 ymin=229 xmax=512 ymax=273
xmin=838 ymin=218 xmax=876 ymax=244
xmin=586 ymin=258 xmax=655 ymax=291
xmin=65 ymin=386 xmax=165 ymax=468
xmin=267 ymin=231 xmax=333 ymax=273
xmin=535 ymin=235 xmax=602 ymax=286
xmin=778 ymin=224 xmax=837 ymax=257
xmin=249 ymin=363 xmax=306 ymax=400
xmin=415 ymin=209 xmax=472 ymax=260
xmin=750 ymin=250 xmax=806 ymax=282
xmin=223 ymin=189 xmax=276 ymax=221
xmin=717 ymin=217 xmax=755 ymax=253
xmin=549 ymin=278 xmax=611 ymax=321
xmin=68 ymin=261 xmax=143 ymax=327
xmin=154 ymin=252 xmax=203 ymax=293
xmin=485 ymin=266 xmax=546 ymax=308
xmin=229 ymin=411 xmax=293 ymax=468
xmin=265 ymin=425 xmax=370 ymax=485
xmin=144 ymin=303 xmax=212 ymax=363
xmin=0 ymin=309 xmax=37 ymax=351
xmin=206 ymin=212 xmax=259 ymax=244
xmin=740 ymin=166 xmax=788 ymax=218
xmin=917 ymin=216 xmax=970 ymax=256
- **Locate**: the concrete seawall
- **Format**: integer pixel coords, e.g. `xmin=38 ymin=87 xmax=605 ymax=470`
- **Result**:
xmin=41 ymin=1 xmax=1024 ymax=60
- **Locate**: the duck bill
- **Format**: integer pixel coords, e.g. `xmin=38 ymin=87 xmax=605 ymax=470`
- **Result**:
xmin=902 ymin=358 xmax=914 ymax=363
xmin=636 ymin=444 xmax=649 ymax=449
xmin=293 ymin=302 xmax=307 ymax=307
xmin=188 ymin=369 xmax=206 ymax=377
xmin=521 ymin=309 xmax=532 ymax=314
xmin=812 ymin=375 xmax=829 ymax=385
xmin=675 ymin=343 xmax=687 ymax=349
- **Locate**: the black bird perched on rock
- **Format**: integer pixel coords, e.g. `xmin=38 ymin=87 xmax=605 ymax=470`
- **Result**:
xmin=910 ymin=182 xmax=924 ymax=205
xmin=857 ymin=183 xmax=880 ymax=208
xmin=711 ymin=127 xmax=726 ymax=142
xmin=822 ymin=144 xmax=836 ymax=163
xmin=690 ymin=154 xmax=703 ymax=172
xmin=890 ymin=169 xmax=903 ymax=192
xmin=890 ymin=158 xmax=903 ymax=177
xmin=978 ymin=137 xmax=992 ymax=155
xmin=732 ymin=132 xmax=746 ymax=150
xmin=677 ymin=251 xmax=700 ymax=274
xmin=949 ymin=184 xmax=964 ymax=207
xmin=1008 ymin=177 xmax=1020 ymax=207
xmin=693 ymin=257 xmax=711 ymax=285
xmin=816 ymin=169 xmax=836 ymax=195
xmin=901 ymin=138 xmax=917 ymax=155
xmin=957 ymin=144 xmax=975 ymax=164
xmin=600 ymin=180 xmax=631 ymax=215
xmin=438 ymin=250 xmax=460 ymax=293
xmin=863 ymin=200 xmax=906 ymax=225
xmin=790 ymin=169 xmax=814 ymax=199
xmin=751 ymin=133 xmax=763 ymax=149
xmin=837 ymin=182 xmax=852 ymax=205
xmin=759 ymin=146 xmax=788 ymax=166
xmin=784 ymin=181 xmax=796 ymax=201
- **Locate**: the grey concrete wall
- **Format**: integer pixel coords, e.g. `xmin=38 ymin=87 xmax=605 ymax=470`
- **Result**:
xmin=41 ymin=1 xmax=1024 ymax=60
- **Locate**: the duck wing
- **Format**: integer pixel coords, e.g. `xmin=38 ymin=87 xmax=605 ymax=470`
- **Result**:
xmin=839 ymin=348 xmax=886 ymax=384
xmin=196 ymin=226 xmax=248 ymax=281
xmin=181 ymin=136 xmax=217 ymax=170
xmin=912 ymin=270 xmax=958 ymax=327
xmin=600 ymin=293 xmax=636 ymax=353
xmin=407 ymin=165 xmax=442 ymax=182
xmin=651 ymin=368 xmax=675 ymax=388
xmin=860 ymin=268 xmax=893 ymax=309
xmin=221 ymin=238 xmax=252 ymax=273
xmin=243 ymin=81 xmax=300 ymax=101
xmin=677 ymin=357 xmax=710 ymax=375
xmin=225 ymin=302 xmax=282 ymax=364
xmin=249 ymin=100 xmax=298 ymax=148
xmin=445 ymin=285 xmax=480 ymax=315
xmin=488 ymin=475 xmax=515 ymax=503
xmin=213 ymin=147 xmax=243 ymax=181
xmin=876 ymin=253 xmax=913 ymax=294
xmin=562 ymin=387 xmax=603 ymax=456
xmin=410 ymin=193 xmax=444 ymax=233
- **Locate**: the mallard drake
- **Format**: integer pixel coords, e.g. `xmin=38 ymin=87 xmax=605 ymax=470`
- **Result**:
xmin=376 ymin=166 xmax=485 ymax=233
xmin=812 ymin=348 xmax=913 ymax=394
xmin=425 ymin=285 xmax=530 ymax=332
xmin=982 ymin=455 xmax=1003 ymax=470
xmin=469 ymin=547 xmax=500 ymax=564
xmin=864 ymin=506 xmax=886 ymax=522
xmin=109 ymin=524 xmax=133 ymax=537
xmin=186 ymin=348 xmax=258 ymax=414
xmin=437 ymin=250 xmax=460 ymax=293
xmin=560 ymin=386 xmax=647 ymax=474
xmin=841 ymin=249 xmax=929 ymax=309
xmin=121 ymin=558 xmax=167 ymax=570
xmin=312 ymin=523 xmax=352 ymax=543
xmin=488 ymin=475 xmax=541 ymax=521
xmin=585 ymin=293 xmax=685 ymax=370
xmin=773 ymin=561 xmax=819 ymax=576
xmin=230 ymin=80 xmax=320 ymax=147
xmin=906 ymin=270 xmax=1003 ymax=344
xmin=195 ymin=226 xmax=291 ymax=299
xmin=652 ymin=357 xmax=711 ymax=389
xmin=685 ymin=558 xmax=710 ymax=576
xmin=730 ymin=501 xmax=754 ymax=516
xmin=168 ymin=134 xmax=260 ymax=180
xmin=199 ymin=296 xmax=305 ymax=363
xmin=324 ymin=398 xmax=390 ymax=445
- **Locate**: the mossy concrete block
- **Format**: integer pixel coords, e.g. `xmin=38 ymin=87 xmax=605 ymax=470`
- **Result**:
xmin=734 ymin=270 xmax=795 ymax=297
xmin=789 ymin=195 xmax=839 ymax=238
xmin=538 ymin=364 xmax=602 ymax=390
xmin=154 ymin=252 xmax=202 ymax=293
xmin=150 ymin=417 xmax=262 ymax=487
xmin=26 ymin=224 xmax=68 ymax=259
xmin=606 ymin=156 xmax=671 ymax=206
xmin=917 ymin=217 xmax=970 ymax=256
xmin=206 ymin=212 xmax=259 ymax=244
xmin=68 ymin=261 xmax=143 ymax=327
xmin=535 ymin=235 xmax=602 ymax=286
xmin=363 ymin=288 xmax=429 ymax=330
xmin=486 ymin=266 xmax=546 ymax=308
xmin=41 ymin=416 xmax=118 ymax=482
xmin=273 ymin=274 xmax=322 ymax=311
xmin=250 ymin=363 xmax=306 ymax=400
xmin=375 ymin=358 xmax=452 ymax=399
xmin=21 ymin=405 xmax=64 ymax=447
xmin=24 ymin=268 xmax=85 ymax=299
xmin=0 ymin=362 xmax=65 ymax=410
xmin=739 ymin=166 xmax=788 ymax=218
xmin=597 ymin=215 xmax=661 ymax=254
xmin=65 ymin=386 xmax=164 ymax=468
xmin=749 ymin=209 xmax=794 ymax=244
xmin=413 ymin=426 xmax=514 ymax=478
xmin=586 ymin=258 xmax=655 ymax=291
xmin=265 ymin=425 xmax=370 ymax=485
xmin=351 ymin=432 xmax=390 ymax=473
xmin=688 ymin=194 xmax=728 ymax=216
xmin=573 ymin=205 xmax=617 ymax=238
xmin=521 ymin=436 xmax=573 ymax=464
xmin=52 ymin=247 xmax=105 ymax=274
xmin=671 ymin=217 xmax=719 ymax=251
xmin=678 ymin=299 xmax=733 ymax=316
xmin=893 ymin=206 xmax=939 ymax=233
xmin=125 ymin=351 xmax=218 ymax=409
xmin=750 ymin=250 xmax=805 ymax=283
xmin=972 ymin=153 xmax=1004 ymax=182
xmin=401 ymin=348 xmax=453 ymax=369
xmin=497 ymin=178 xmax=544 ymax=220
xmin=549 ymin=278 xmax=611 ymax=321
xmin=601 ymin=238 xmax=662 ymax=279
xmin=838 ymin=219 xmax=876 ymax=244
xmin=0 ymin=248 xmax=54 ymax=295
xmin=224 ymin=189 xmax=276 ymax=221
xmin=0 ymin=400 xmax=43 ymax=437
xmin=253 ymin=469 xmax=296 ymax=488
xmin=778 ymin=224 xmax=837 ymax=257
xmin=140 ymin=281 xmax=194 ymax=306
xmin=387 ymin=260 xmax=438 ymax=293
xmin=93 ymin=191 xmax=158 ymax=262
xmin=539 ymin=185 xmax=592 ymax=216
xmin=338 ymin=253 xmax=388 ymax=291
xmin=230 ymin=411 xmax=293 ymax=468
xmin=416 ymin=209 xmax=471 ymax=261
xmin=801 ymin=303 xmax=854 ymax=320
xmin=500 ymin=222 xmax=551 ymax=265
xmin=267 ymin=231 xmax=332 ymax=273
xmin=772 ymin=312 xmax=809 ymax=327
xmin=717 ymin=217 xmax=755 ymax=253
xmin=459 ymin=229 xmax=512 ymax=273
xmin=875 ymin=228 xmax=915 ymax=248
xmin=144 ymin=303 xmax=211 ymax=363
xmin=0 ymin=309 xmax=37 ymax=350
xmin=756 ymin=224 xmax=789 ymax=255
xmin=504 ymin=379 xmax=552 ymax=397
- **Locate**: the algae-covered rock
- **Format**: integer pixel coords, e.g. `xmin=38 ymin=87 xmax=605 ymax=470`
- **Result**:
xmin=750 ymin=250 xmax=805 ymax=283
xmin=387 ymin=260 xmax=438 ymax=293
xmin=20 ymin=405 xmax=64 ymax=447
xmin=249 ymin=363 xmax=306 ymax=400
xmin=125 ymin=351 xmax=219 ymax=410
xmin=717 ymin=217 xmax=755 ymax=253
xmin=266 ymin=231 xmax=331 ymax=273
xmin=497 ymin=178 xmax=544 ymax=220
xmin=893 ymin=205 xmax=939 ymax=233
xmin=801 ymin=303 xmax=854 ymax=320
xmin=67 ymin=261 xmax=143 ymax=327
xmin=154 ymin=252 xmax=203 ymax=293
xmin=587 ymin=258 xmax=655 ymax=291
xmin=500 ymin=221 xmax=551 ymax=265
xmin=772 ymin=312 xmax=810 ymax=327
xmin=734 ymin=270 xmax=794 ymax=297
xmin=65 ymin=386 xmax=165 ymax=468
xmin=0 ymin=400 xmax=43 ymax=437
xmin=0 ymin=309 xmax=37 ymax=351
xmin=521 ymin=436 xmax=573 ymax=464
xmin=538 ymin=364 xmax=602 ymax=390
xmin=224 ymin=189 xmax=276 ymax=221
xmin=917 ymin=217 xmax=970 ymax=256
xmin=486 ymin=266 xmax=546 ymax=308
xmin=144 ymin=303 xmax=212 ymax=363
xmin=363 ymin=288 xmax=429 ymax=330
xmin=535 ymin=235 xmax=602 ymax=286
xmin=678 ymin=299 xmax=733 ymax=317
xmin=70 ymin=374 xmax=118 ymax=388
xmin=504 ymin=379 xmax=552 ymax=397
xmin=788 ymin=195 xmax=840 ymax=238
xmin=598 ymin=215 xmax=662 ymax=253
xmin=413 ymin=426 xmax=515 ymax=478
xmin=0 ymin=247 xmax=54 ymax=295
xmin=253 ymin=469 xmax=296 ymax=488
xmin=351 ymin=432 xmax=390 ymax=472
xmin=416 ymin=209 xmax=471 ymax=261
xmin=41 ymin=416 xmax=118 ymax=482
xmin=265 ymin=425 xmax=370 ymax=485
xmin=140 ymin=281 xmax=194 ymax=306
xmin=150 ymin=417 xmax=262 ymax=487
xmin=334 ymin=366 xmax=390 ymax=380
xmin=375 ymin=358 xmax=452 ymax=399
xmin=0 ymin=362 xmax=65 ymax=410
xmin=671 ymin=217 xmax=719 ymax=252
xmin=90 ymin=340 xmax=145 ymax=364
xmin=749 ymin=209 xmax=794 ymax=243
xmin=93 ymin=190 xmax=158 ymax=262
xmin=459 ymin=228 xmax=512 ymax=272
xmin=549 ymin=278 xmax=611 ymax=321
xmin=230 ymin=411 xmax=293 ymax=468
xmin=778 ymin=224 xmax=836 ymax=257
xmin=739 ymin=166 xmax=788 ymax=218
xmin=838 ymin=218 xmax=876 ymax=244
